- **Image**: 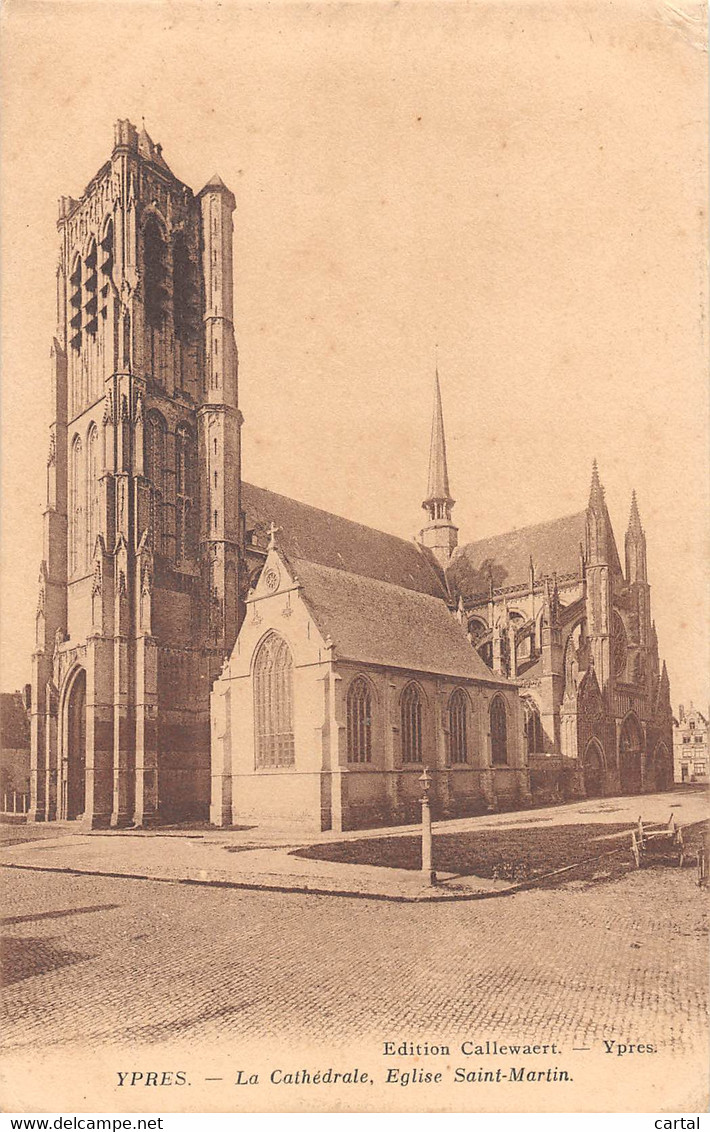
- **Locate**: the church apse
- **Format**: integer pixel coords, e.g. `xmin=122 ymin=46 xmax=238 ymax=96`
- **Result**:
xmin=447 ymin=463 xmax=673 ymax=801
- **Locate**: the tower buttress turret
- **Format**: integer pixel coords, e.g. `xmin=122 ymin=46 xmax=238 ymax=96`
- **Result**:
xmin=419 ymin=367 xmax=458 ymax=568
xmin=625 ymin=489 xmax=651 ymax=667
xmin=540 ymin=575 xmax=564 ymax=749
xmin=197 ymin=175 xmax=242 ymax=650
xmin=584 ymin=460 xmax=612 ymax=687
xmin=585 ymin=459 xmax=608 ymax=564
xmin=625 ymin=490 xmax=647 ymax=584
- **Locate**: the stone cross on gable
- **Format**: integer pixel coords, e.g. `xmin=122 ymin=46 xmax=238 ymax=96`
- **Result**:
xmin=267 ymin=522 xmax=282 ymax=550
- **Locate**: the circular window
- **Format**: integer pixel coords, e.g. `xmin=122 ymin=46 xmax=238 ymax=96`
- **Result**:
xmin=263 ymin=568 xmax=280 ymax=593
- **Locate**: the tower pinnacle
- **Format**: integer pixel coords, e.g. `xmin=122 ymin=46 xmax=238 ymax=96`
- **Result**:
xmin=588 ymin=458 xmax=605 ymax=512
xmin=625 ymin=488 xmax=647 ymax=583
xmin=628 ymin=489 xmax=643 ymax=534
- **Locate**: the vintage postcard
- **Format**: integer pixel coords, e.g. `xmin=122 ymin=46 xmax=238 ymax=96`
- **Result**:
xmin=0 ymin=0 xmax=707 ymax=1116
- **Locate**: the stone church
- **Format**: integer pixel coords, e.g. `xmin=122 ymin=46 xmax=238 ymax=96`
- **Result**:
xmin=29 ymin=121 xmax=672 ymax=830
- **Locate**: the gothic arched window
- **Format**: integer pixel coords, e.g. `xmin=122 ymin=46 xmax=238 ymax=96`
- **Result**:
xmin=172 ymin=231 xmax=198 ymax=345
xmin=401 ymin=682 xmax=423 ymax=764
xmin=449 ymin=688 xmax=468 ymax=764
xmin=523 ymin=699 xmax=544 ymax=756
xmin=86 ymin=424 xmax=100 ymax=563
xmin=347 ymin=676 xmax=372 ymax=764
xmin=143 ymin=215 xmax=169 ymax=329
xmin=175 ymin=423 xmax=195 ymax=562
xmin=70 ymin=434 xmax=85 ymax=576
xmin=145 ymin=413 xmax=166 ymax=555
xmin=490 ymin=695 xmax=508 ymax=765
xmin=253 ymin=633 xmax=295 ymax=769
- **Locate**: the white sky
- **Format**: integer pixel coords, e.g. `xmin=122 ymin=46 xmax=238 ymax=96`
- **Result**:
xmin=1 ymin=0 xmax=707 ymax=708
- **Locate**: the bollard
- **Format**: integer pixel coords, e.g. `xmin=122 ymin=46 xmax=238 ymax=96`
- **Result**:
xmin=419 ymin=767 xmax=437 ymax=886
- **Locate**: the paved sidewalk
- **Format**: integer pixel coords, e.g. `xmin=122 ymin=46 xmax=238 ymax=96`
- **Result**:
xmin=1 ymin=788 xmax=705 ymax=902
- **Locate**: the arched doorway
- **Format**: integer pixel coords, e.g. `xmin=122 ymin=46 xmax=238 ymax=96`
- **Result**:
xmin=583 ymin=739 xmax=605 ymax=798
xmin=64 ymin=668 xmax=86 ymax=820
xmin=619 ymin=713 xmax=644 ymax=794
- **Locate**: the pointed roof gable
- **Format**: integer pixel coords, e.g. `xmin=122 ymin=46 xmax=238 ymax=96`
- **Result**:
xmin=289 ymin=557 xmax=508 ymax=683
xmin=242 ymin=482 xmax=448 ymax=599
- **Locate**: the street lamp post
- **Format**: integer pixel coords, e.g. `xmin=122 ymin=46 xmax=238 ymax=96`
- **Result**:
xmin=419 ymin=767 xmax=437 ymax=886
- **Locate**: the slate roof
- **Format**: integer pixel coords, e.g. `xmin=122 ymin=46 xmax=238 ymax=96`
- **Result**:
xmin=290 ymin=556 xmax=508 ymax=683
xmin=446 ymin=511 xmax=587 ymax=599
xmin=242 ymin=482 xmax=448 ymax=599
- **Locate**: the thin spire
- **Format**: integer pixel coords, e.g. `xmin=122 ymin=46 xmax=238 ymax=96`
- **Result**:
xmin=423 ymin=367 xmax=453 ymax=508
xmin=588 ymin=458 xmax=605 ymax=510
xmin=419 ymin=362 xmax=458 ymax=566
xmin=628 ymin=489 xmax=643 ymax=533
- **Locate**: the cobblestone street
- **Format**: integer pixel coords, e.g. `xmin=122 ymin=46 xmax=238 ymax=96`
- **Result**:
xmin=2 ymin=859 xmax=707 ymax=1055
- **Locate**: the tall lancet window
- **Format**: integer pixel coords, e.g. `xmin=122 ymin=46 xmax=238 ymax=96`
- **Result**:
xmin=401 ymin=682 xmax=423 ymax=764
xmin=172 ymin=231 xmax=198 ymax=350
xmin=86 ymin=424 xmax=100 ymax=563
xmin=145 ymin=412 xmax=166 ymax=555
xmin=175 ymin=423 xmax=195 ymax=562
xmin=523 ymin=699 xmax=544 ymax=756
xmin=449 ymin=688 xmax=469 ymax=764
xmin=143 ymin=216 xmax=169 ymax=329
xmin=70 ymin=434 xmax=85 ymax=576
xmin=143 ymin=215 xmax=169 ymax=384
xmin=490 ymin=695 xmax=509 ymax=765
xmin=253 ymin=633 xmax=295 ymax=769
xmin=347 ymin=676 xmax=372 ymax=764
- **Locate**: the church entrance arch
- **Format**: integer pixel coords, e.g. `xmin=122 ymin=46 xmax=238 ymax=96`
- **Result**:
xmin=62 ymin=667 xmax=86 ymax=820
xmin=619 ymin=713 xmax=644 ymax=795
xmin=583 ymin=739 xmax=605 ymax=798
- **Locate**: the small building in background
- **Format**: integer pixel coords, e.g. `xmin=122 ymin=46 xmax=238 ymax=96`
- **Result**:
xmin=673 ymin=703 xmax=709 ymax=785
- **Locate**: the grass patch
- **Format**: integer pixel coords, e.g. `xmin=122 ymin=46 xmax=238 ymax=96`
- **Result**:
xmin=293 ymin=820 xmax=710 ymax=885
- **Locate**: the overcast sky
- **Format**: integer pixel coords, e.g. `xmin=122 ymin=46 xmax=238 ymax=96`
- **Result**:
xmin=1 ymin=0 xmax=707 ymax=708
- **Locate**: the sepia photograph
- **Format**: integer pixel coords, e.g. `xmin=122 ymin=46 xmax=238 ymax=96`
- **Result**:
xmin=0 ymin=0 xmax=708 ymax=1116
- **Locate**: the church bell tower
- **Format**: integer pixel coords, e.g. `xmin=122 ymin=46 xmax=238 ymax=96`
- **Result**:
xmin=30 ymin=121 xmax=243 ymax=828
